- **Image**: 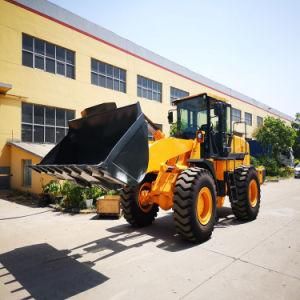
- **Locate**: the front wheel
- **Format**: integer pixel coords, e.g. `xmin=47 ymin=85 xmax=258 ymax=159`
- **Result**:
xmin=173 ymin=168 xmax=217 ymax=243
xmin=120 ymin=174 xmax=158 ymax=227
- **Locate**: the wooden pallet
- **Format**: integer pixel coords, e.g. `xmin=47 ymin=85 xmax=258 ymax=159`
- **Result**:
xmin=97 ymin=195 xmax=120 ymax=217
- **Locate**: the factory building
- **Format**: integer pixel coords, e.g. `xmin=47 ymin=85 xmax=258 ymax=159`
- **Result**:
xmin=0 ymin=0 xmax=293 ymax=193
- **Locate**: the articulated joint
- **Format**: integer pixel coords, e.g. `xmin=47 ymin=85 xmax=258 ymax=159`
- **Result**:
xmin=140 ymin=164 xmax=184 ymax=211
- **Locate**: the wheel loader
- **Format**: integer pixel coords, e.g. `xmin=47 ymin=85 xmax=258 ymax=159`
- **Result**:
xmin=31 ymin=93 xmax=264 ymax=243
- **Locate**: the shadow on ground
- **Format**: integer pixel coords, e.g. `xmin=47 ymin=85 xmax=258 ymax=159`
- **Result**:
xmin=215 ymin=206 xmax=245 ymax=228
xmin=0 ymin=206 xmax=246 ymax=299
xmin=70 ymin=206 xmax=244 ymax=266
xmin=81 ymin=213 xmax=192 ymax=257
xmin=0 ymin=215 xmax=186 ymax=299
xmin=0 ymin=243 xmax=108 ymax=300
xmin=0 ymin=190 xmax=39 ymax=208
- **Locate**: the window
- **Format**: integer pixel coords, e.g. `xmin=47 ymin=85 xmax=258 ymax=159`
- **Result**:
xmin=91 ymin=58 xmax=126 ymax=93
xmin=170 ymin=87 xmax=189 ymax=103
xmin=21 ymin=103 xmax=75 ymax=143
xmin=257 ymin=116 xmax=263 ymax=127
xmin=137 ymin=75 xmax=162 ymax=102
xmin=231 ymin=108 xmax=241 ymax=123
xmin=23 ymin=160 xmax=32 ymax=187
xmin=172 ymin=96 xmax=209 ymax=139
xmin=22 ymin=33 xmax=75 ymax=79
xmin=245 ymin=112 xmax=252 ymax=126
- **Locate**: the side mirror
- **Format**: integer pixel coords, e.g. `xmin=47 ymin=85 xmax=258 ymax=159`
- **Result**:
xmin=168 ymin=111 xmax=174 ymax=124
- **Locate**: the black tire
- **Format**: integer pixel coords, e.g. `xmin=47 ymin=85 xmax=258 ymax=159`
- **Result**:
xmin=230 ymin=166 xmax=261 ymax=221
xmin=120 ymin=174 xmax=159 ymax=227
xmin=173 ymin=167 xmax=217 ymax=243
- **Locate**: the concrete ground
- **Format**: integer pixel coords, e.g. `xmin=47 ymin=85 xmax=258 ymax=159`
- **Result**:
xmin=0 ymin=179 xmax=299 ymax=300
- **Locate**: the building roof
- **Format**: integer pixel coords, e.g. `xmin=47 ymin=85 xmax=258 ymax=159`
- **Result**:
xmin=0 ymin=82 xmax=12 ymax=94
xmin=9 ymin=141 xmax=54 ymax=158
xmin=10 ymin=0 xmax=294 ymax=122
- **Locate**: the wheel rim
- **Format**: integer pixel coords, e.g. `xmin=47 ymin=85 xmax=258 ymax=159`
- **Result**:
xmin=138 ymin=182 xmax=152 ymax=213
xmin=248 ymin=179 xmax=258 ymax=207
xmin=196 ymin=187 xmax=213 ymax=225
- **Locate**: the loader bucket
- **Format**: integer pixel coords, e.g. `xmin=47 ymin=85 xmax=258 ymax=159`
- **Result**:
xmin=31 ymin=102 xmax=149 ymax=190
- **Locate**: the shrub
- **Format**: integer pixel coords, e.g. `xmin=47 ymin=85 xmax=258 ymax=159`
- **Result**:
xmin=60 ymin=181 xmax=73 ymax=197
xmin=278 ymin=167 xmax=294 ymax=178
xmin=60 ymin=182 xmax=106 ymax=209
xmin=43 ymin=180 xmax=61 ymax=197
xmin=87 ymin=186 xmax=105 ymax=200
xmin=250 ymin=156 xmax=259 ymax=167
xmin=82 ymin=185 xmax=105 ymax=207
xmin=255 ymin=116 xmax=297 ymax=159
xmin=60 ymin=181 xmax=84 ymax=209
xmin=65 ymin=185 xmax=85 ymax=209
xmin=257 ymin=157 xmax=279 ymax=176
xmin=169 ymin=123 xmax=178 ymax=136
xmin=255 ymin=157 xmax=294 ymax=178
xmin=71 ymin=186 xmax=85 ymax=208
xmin=106 ymin=189 xmax=119 ymax=196
xmin=41 ymin=180 xmax=62 ymax=206
xmin=53 ymin=181 xmax=117 ymax=210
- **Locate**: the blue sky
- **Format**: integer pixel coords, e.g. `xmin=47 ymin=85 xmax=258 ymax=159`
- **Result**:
xmin=51 ymin=0 xmax=300 ymax=118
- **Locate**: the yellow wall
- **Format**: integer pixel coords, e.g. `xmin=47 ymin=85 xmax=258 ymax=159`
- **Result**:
xmin=0 ymin=0 xmax=292 ymax=191
xmin=10 ymin=145 xmax=52 ymax=194
xmin=0 ymin=0 xmax=290 ymax=134
xmin=0 ymin=94 xmax=22 ymax=166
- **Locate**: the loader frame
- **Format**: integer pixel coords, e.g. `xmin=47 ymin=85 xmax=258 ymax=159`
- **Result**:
xmin=138 ymin=93 xmax=255 ymax=212
xmin=31 ymin=93 xmax=263 ymax=243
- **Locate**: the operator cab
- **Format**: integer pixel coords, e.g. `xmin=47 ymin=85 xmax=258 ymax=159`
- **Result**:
xmin=169 ymin=93 xmax=232 ymax=158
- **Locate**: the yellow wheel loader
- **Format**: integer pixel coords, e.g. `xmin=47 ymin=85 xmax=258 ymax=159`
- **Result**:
xmin=32 ymin=93 xmax=264 ymax=243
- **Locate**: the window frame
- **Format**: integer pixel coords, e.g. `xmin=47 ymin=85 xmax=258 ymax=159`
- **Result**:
xmin=245 ymin=112 xmax=253 ymax=126
xmin=90 ymin=58 xmax=126 ymax=93
xmin=22 ymin=33 xmax=75 ymax=79
xmin=231 ymin=108 xmax=242 ymax=123
xmin=21 ymin=103 xmax=75 ymax=144
xmin=257 ymin=116 xmax=263 ymax=127
xmin=170 ymin=87 xmax=189 ymax=103
xmin=22 ymin=159 xmax=32 ymax=187
xmin=137 ymin=75 xmax=162 ymax=102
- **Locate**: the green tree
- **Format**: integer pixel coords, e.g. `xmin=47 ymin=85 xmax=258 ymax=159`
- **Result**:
xmin=254 ymin=116 xmax=297 ymax=160
xmin=292 ymin=113 xmax=300 ymax=159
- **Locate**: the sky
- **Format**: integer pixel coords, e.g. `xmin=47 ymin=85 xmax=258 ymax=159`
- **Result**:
xmin=50 ymin=0 xmax=300 ymax=118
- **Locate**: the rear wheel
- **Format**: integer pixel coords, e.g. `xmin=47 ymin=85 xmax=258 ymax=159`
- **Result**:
xmin=120 ymin=174 xmax=158 ymax=227
xmin=173 ymin=168 xmax=217 ymax=243
xmin=230 ymin=167 xmax=261 ymax=221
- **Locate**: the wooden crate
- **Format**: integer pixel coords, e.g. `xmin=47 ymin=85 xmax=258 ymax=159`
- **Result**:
xmin=97 ymin=195 xmax=120 ymax=217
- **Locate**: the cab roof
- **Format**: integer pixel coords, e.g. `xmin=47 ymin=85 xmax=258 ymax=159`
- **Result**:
xmin=172 ymin=92 xmax=228 ymax=104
